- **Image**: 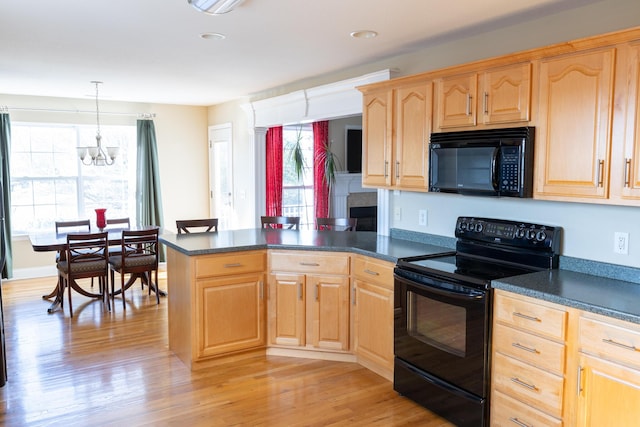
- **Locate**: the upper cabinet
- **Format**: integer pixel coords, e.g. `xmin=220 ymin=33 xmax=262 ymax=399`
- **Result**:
xmin=361 ymin=81 xmax=432 ymax=190
xmin=534 ymin=48 xmax=616 ymax=200
xmin=434 ymin=62 xmax=532 ymax=131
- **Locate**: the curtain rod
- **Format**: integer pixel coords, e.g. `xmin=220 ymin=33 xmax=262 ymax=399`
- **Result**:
xmin=0 ymin=105 xmax=155 ymax=119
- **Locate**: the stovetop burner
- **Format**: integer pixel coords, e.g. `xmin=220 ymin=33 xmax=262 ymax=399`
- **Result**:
xmin=396 ymin=217 xmax=561 ymax=288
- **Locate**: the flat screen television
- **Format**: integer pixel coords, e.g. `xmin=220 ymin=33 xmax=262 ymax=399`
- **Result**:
xmin=346 ymin=127 xmax=362 ymax=173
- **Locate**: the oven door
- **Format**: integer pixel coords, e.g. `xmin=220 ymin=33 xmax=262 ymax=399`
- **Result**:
xmin=394 ymin=268 xmax=490 ymax=397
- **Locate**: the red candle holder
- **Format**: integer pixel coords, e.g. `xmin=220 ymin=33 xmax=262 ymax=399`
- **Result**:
xmin=95 ymin=208 xmax=107 ymax=229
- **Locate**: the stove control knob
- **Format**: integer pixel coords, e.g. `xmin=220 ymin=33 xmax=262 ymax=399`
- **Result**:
xmin=475 ymin=223 xmax=483 ymax=233
xmin=536 ymin=231 xmax=547 ymax=242
xmin=526 ymin=229 xmax=536 ymax=240
xmin=459 ymin=222 xmax=467 ymax=231
xmin=515 ymin=228 xmax=526 ymax=239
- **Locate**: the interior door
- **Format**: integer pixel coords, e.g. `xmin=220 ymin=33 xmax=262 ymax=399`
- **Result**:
xmin=209 ymin=124 xmax=234 ymax=230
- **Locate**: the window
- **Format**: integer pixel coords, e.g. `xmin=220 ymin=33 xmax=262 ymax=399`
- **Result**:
xmin=10 ymin=123 xmax=137 ymax=235
xmin=283 ymin=125 xmax=314 ymax=229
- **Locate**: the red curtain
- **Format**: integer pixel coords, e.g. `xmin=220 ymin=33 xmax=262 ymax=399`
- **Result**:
xmin=265 ymin=126 xmax=283 ymax=216
xmin=313 ymin=121 xmax=329 ymax=221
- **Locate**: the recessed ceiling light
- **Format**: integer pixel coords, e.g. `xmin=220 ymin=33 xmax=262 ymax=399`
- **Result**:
xmin=200 ymin=32 xmax=226 ymax=40
xmin=350 ymin=30 xmax=378 ymax=39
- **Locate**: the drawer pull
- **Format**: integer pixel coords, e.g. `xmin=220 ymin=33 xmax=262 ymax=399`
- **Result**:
xmin=513 ymin=312 xmax=541 ymax=322
xmin=299 ymin=262 xmax=320 ymax=267
xmin=509 ymin=417 xmax=532 ymax=427
xmin=512 ymin=342 xmax=539 ymax=354
xmin=510 ymin=377 xmax=537 ymax=391
xmin=602 ymin=338 xmax=639 ymax=352
xmin=224 ymin=263 xmax=243 ymax=268
xmin=364 ymin=269 xmax=380 ymax=276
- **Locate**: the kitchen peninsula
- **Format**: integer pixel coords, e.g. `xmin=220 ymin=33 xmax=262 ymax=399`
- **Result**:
xmin=159 ymin=228 xmax=452 ymax=376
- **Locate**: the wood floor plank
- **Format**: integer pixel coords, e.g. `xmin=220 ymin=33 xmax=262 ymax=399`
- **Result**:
xmin=0 ymin=275 xmax=453 ymax=426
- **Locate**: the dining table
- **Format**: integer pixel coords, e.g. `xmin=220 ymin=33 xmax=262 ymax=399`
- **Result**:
xmin=29 ymin=225 xmax=165 ymax=314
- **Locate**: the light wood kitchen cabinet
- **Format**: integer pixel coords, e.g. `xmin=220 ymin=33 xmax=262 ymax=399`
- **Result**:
xmin=535 ymin=48 xmax=616 ymax=200
xmin=434 ymin=62 xmax=531 ymax=131
xmin=352 ymin=255 xmax=395 ymax=381
xmin=361 ymin=81 xmax=432 ymax=190
xmin=268 ymin=251 xmax=351 ymax=352
xmin=491 ymin=290 xmax=568 ymax=424
xmin=576 ymin=313 xmax=640 ymax=426
xmin=167 ymin=248 xmax=267 ymax=369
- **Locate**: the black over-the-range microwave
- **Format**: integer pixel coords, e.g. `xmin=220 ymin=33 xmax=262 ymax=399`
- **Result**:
xmin=429 ymin=126 xmax=534 ymax=198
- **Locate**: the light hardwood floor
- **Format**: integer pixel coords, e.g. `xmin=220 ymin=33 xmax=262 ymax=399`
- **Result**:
xmin=0 ymin=274 xmax=452 ymax=426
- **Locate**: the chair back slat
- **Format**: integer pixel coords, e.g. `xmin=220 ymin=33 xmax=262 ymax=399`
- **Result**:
xmin=176 ymin=218 xmax=218 ymax=234
xmin=260 ymin=216 xmax=300 ymax=230
xmin=56 ymin=219 xmax=91 ymax=235
xmin=316 ymin=217 xmax=357 ymax=231
xmin=105 ymin=217 xmax=131 ymax=229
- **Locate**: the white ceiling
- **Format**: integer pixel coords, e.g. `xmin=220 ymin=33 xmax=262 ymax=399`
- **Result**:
xmin=0 ymin=0 xmax=583 ymax=106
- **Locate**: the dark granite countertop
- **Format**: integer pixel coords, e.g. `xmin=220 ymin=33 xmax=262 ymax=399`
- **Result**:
xmin=159 ymin=229 xmax=452 ymax=263
xmin=493 ymin=269 xmax=640 ymax=324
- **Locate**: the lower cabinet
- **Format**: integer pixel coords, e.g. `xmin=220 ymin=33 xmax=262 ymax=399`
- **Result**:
xmin=268 ymin=251 xmax=351 ymax=352
xmin=352 ymin=255 xmax=395 ymax=381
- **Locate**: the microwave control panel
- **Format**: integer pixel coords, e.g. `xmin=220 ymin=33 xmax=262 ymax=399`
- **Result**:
xmin=499 ymin=146 xmax=521 ymax=194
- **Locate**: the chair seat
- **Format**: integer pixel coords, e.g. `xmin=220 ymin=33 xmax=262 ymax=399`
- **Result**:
xmin=57 ymin=259 xmax=107 ymax=274
xmin=109 ymin=254 xmax=157 ymax=270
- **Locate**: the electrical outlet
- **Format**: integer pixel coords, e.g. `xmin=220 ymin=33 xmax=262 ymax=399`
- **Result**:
xmin=394 ymin=207 xmax=402 ymax=221
xmin=418 ymin=210 xmax=427 ymax=226
xmin=614 ymin=232 xmax=629 ymax=255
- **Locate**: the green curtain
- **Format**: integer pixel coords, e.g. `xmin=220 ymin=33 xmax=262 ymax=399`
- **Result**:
xmin=0 ymin=114 xmax=13 ymax=279
xmin=136 ymin=119 xmax=164 ymax=260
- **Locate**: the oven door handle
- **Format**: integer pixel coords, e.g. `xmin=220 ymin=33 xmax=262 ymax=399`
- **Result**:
xmin=423 ymin=282 xmax=486 ymax=300
xmin=491 ymin=146 xmax=499 ymax=191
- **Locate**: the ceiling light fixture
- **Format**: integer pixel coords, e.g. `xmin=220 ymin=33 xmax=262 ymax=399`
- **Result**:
xmin=77 ymin=81 xmax=119 ymax=166
xmin=200 ymin=32 xmax=226 ymax=40
xmin=350 ymin=30 xmax=378 ymax=39
xmin=188 ymin=0 xmax=244 ymax=15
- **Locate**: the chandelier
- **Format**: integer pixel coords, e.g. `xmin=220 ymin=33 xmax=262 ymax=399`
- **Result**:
xmin=187 ymin=0 xmax=244 ymax=15
xmin=77 ymin=81 xmax=119 ymax=166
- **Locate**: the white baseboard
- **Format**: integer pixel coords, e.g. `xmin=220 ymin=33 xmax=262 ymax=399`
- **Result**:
xmin=8 ymin=262 xmax=167 ymax=282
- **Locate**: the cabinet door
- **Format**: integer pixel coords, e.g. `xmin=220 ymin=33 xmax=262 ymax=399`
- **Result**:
xmin=306 ymin=275 xmax=350 ymax=351
xmin=353 ymin=279 xmax=394 ymax=376
xmin=617 ymin=42 xmax=640 ymax=200
xmin=536 ymin=49 xmax=615 ymax=199
xmin=395 ymin=82 xmax=432 ymax=189
xmin=268 ymin=273 xmax=306 ymax=347
xmin=481 ymin=63 xmax=531 ymax=124
xmin=196 ymin=273 xmax=266 ymax=359
xmin=435 ymin=73 xmax=477 ymax=129
xmin=362 ymin=89 xmax=393 ymax=187
xmin=577 ymin=353 xmax=640 ymax=426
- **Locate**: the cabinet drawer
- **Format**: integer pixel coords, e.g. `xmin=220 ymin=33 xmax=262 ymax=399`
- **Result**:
xmin=495 ymin=293 xmax=567 ymax=341
xmin=493 ymin=352 xmax=564 ymax=418
xmin=352 ymin=256 xmax=394 ymax=289
xmin=491 ymin=390 xmax=562 ymax=427
xmin=195 ymin=251 xmax=266 ymax=278
xmin=579 ymin=316 xmax=640 ymax=368
xmin=493 ymin=323 xmax=566 ymax=375
xmin=269 ymin=251 xmax=349 ymax=275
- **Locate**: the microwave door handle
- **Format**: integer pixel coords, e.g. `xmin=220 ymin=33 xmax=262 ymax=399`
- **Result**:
xmin=491 ymin=147 xmax=499 ymax=191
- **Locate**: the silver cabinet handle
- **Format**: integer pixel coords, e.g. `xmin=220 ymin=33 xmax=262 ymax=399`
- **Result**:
xmin=352 ymin=285 xmax=356 ymax=305
xmin=298 ymin=282 xmax=303 ymax=300
xmin=224 ymin=263 xmax=242 ymax=268
xmin=314 ymin=284 xmax=319 ymax=301
xmin=513 ymin=312 xmax=541 ymax=322
xmin=466 ymin=93 xmax=472 ymax=116
xmin=597 ymin=159 xmax=605 ymax=187
xmin=625 ymin=158 xmax=632 ymax=188
xmin=395 ymin=161 xmax=400 ymax=179
xmin=384 ymin=161 xmax=389 ymax=178
xmin=364 ymin=269 xmax=380 ymax=276
xmin=259 ymin=281 xmax=263 ymax=300
xmin=510 ymin=377 xmax=537 ymax=391
xmin=509 ymin=417 xmax=532 ymax=427
xmin=512 ymin=342 xmax=539 ymax=354
xmin=483 ymin=92 xmax=489 ymax=115
xmin=300 ymin=262 xmax=320 ymax=267
xmin=603 ymin=338 xmax=639 ymax=352
xmin=577 ymin=365 xmax=584 ymax=394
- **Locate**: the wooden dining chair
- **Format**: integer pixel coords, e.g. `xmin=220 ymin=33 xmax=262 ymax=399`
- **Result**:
xmin=55 ymin=219 xmax=91 ymax=235
xmin=109 ymin=228 xmax=160 ymax=309
xmin=105 ymin=217 xmax=131 ymax=229
xmin=260 ymin=216 xmax=300 ymax=230
xmin=176 ymin=218 xmax=218 ymax=234
xmin=56 ymin=231 xmax=109 ymax=317
xmin=316 ymin=217 xmax=358 ymax=231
